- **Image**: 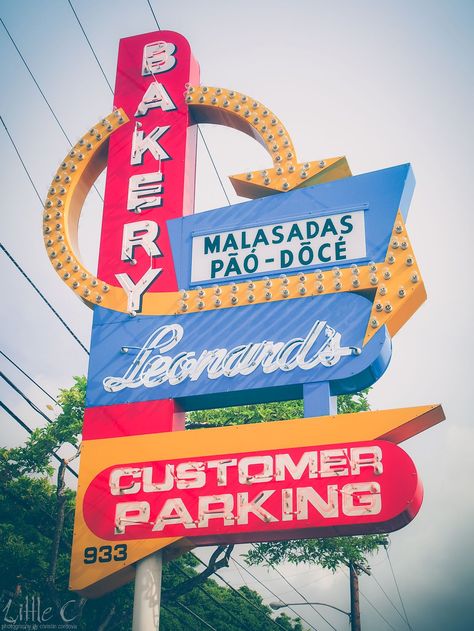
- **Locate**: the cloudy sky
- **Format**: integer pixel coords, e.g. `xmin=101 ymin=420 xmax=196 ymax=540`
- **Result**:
xmin=1 ymin=1 xmax=473 ymax=629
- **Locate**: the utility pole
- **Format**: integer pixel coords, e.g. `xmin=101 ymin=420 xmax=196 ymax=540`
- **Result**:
xmin=349 ymin=562 xmax=361 ymax=631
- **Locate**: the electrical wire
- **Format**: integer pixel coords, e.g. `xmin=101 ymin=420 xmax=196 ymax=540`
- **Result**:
xmin=161 ymin=603 xmax=189 ymax=628
xmin=197 ymin=127 xmax=232 ymax=205
xmin=175 ymin=601 xmax=218 ymax=631
xmin=66 ymin=0 xmax=114 ymax=94
xmin=171 ymin=561 xmax=245 ymax=631
xmin=385 ymin=546 xmax=414 ymax=631
xmin=0 ymin=21 xmax=104 ymax=203
xmin=0 ymin=349 xmax=58 ymax=405
xmin=230 ymin=554 xmax=320 ymax=631
xmin=190 ymin=552 xmax=294 ymax=631
xmin=1 ymin=17 xmax=73 ymax=147
xmin=1 ymin=371 xmax=56 ymax=426
xmin=0 ymin=401 xmax=78 ymax=478
xmin=0 ymin=114 xmax=43 ymax=205
xmin=250 ymin=544 xmax=337 ymax=631
xmin=145 ymin=0 xmax=161 ymax=30
xmin=0 ymin=243 xmax=89 ymax=355
xmin=370 ymin=568 xmax=411 ymax=629
xmin=143 ymin=1 xmax=233 ymax=208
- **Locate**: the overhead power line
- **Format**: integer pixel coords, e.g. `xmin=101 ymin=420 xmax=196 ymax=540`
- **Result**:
xmin=1 ymin=371 xmax=55 ymax=426
xmin=370 ymin=568 xmax=412 ymax=629
xmin=190 ymin=552 xmax=294 ymax=631
xmin=144 ymin=0 xmax=233 ymax=208
xmin=0 ymin=401 xmax=78 ymax=479
xmin=171 ymin=561 xmax=245 ymax=631
xmin=175 ymin=601 xmax=218 ymax=631
xmin=145 ymin=0 xmax=162 ymax=30
xmin=0 ymin=114 xmax=43 ymax=205
xmin=0 ymin=21 xmax=104 ymax=202
xmin=250 ymin=544 xmax=337 ymax=631
xmin=230 ymin=555 xmax=320 ymax=631
xmin=0 ymin=243 xmax=89 ymax=355
xmin=385 ymin=546 xmax=414 ymax=631
xmin=1 ymin=17 xmax=73 ymax=145
xmin=66 ymin=0 xmax=114 ymax=94
xmin=0 ymin=349 xmax=58 ymax=405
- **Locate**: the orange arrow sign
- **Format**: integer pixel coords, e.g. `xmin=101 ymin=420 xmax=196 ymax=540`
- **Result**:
xmin=70 ymin=403 xmax=444 ymax=597
xmin=186 ymin=85 xmax=351 ymax=197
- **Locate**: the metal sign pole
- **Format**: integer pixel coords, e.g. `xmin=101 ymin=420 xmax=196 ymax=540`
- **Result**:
xmin=132 ymin=551 xmax=163 ymax=631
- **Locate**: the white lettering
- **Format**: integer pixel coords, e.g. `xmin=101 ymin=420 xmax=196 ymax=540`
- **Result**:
xmin=131 ymin=125 xmax=171 ymax=165
xmin=152 ymin=498 xmax=196 ymax=531
xmin=275 ymin=452 xmax=318 ymax=482
xmin=121 ymin=220 xmax=161 ymax=261
xmin=237 ymin=490 xmax=277 ymax=525
xmin=297 ymin=486 xmax=338 ymax=519
xmin=127 ymin=173 xmax=163 ymax=213
xmin=176 ymin=462 xmax=206 ymax=489
xmin=135 ymin=82 xmax=176 ymax=116
xmin=238 ymin=456 xmax=273 ymax=484
xmin=114 ymin=501 xmax=150 ymax=534
xmin=116 ymin=268 xmax=162 ymax=312
xmin=342 ymin=482 xmax=381 ymax=516
xmin=198 ymin=494 xmax=234 ymax=528
xmin=143 ymin=465 xmax=174 ymax=492
xmin=350 ymin=446 xmax=383 ymax=475
xmin=319 ymin=449 xmax=349 ymax=477
xmin=142 ymin=41 xmax=177 ymax=76
xmin=103 ymin=320 xmax=356 ymax=392
xmin=109 ymin=467 xmax=142 ymax=495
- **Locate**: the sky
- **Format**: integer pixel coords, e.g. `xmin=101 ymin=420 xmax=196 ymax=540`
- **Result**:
xmin=1 ymin=0 xmax=473 ymax=629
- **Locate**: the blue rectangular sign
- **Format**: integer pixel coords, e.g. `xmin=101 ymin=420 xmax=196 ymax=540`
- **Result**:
xmin=87 ymin=293 xmax=391 ymax=411
xmin=168 ymin=163 xmax=415 ymax=288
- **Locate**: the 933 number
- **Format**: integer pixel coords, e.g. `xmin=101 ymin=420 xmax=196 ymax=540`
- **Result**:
xmin=83 ymin=544 xmax=127 ymax=564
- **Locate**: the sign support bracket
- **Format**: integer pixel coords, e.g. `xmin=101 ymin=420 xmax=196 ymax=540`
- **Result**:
xmin=304 ymin=381 xmax=337 ymax=417
xmin=132 ymin=550 xmax=163 ymax=631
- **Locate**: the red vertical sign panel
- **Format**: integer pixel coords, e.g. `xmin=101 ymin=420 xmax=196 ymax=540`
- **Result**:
xmin=98 ymin=30 xmax=199 ymax=293
xmin=83 ymin=31 xmax=199 ymax=440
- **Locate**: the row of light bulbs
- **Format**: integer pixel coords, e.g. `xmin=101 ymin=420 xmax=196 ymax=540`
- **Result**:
xmin=185 ymin=85 xmax=303 ymax=179
xmin=43 ymin=110 xmax=125 ymax=303
xmin=177 ymin=259 xmax=419 ymax=312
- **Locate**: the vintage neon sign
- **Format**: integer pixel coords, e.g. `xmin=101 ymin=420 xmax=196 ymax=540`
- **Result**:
xmin=83 ymin=440 xmax=421 ymax=543
xmin=41 ymin=30 xmax=444 ymax=597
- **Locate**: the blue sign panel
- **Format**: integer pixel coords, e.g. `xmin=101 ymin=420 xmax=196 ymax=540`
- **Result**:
xmin=86 ymin=292 xmax=391 ymax=411
xmin=168 ymin=163 xmax=415 ymax=287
